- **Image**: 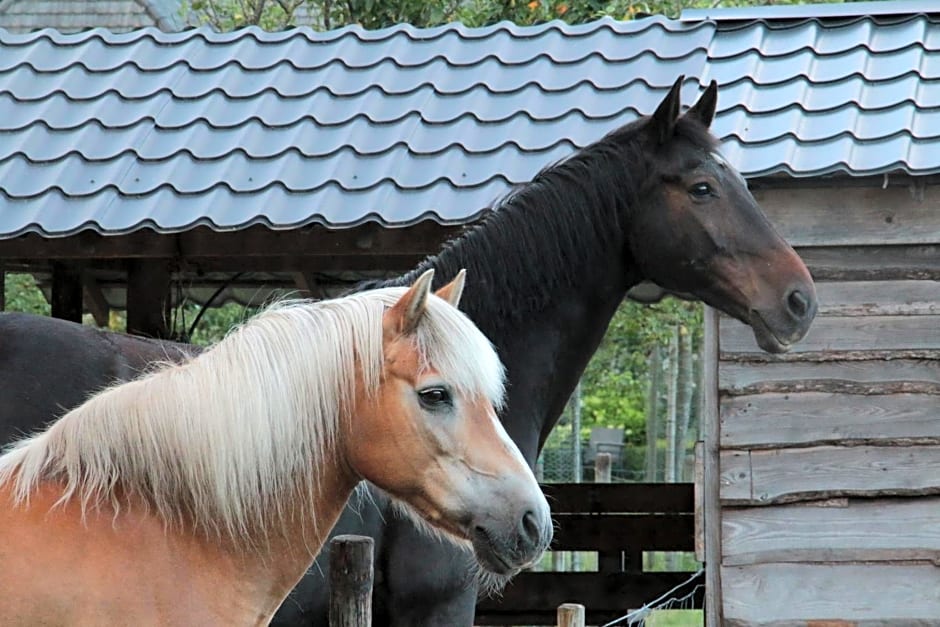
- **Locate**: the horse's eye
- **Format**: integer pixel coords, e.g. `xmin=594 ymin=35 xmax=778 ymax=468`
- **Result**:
xmin=689 ymin=182 xmax=714 ymax=198
xmin=417 ymin=387 xmax=452 ymax=410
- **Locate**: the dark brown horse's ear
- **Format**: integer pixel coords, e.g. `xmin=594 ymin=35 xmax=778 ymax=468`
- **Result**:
xmin=434 ymin=269 xmax=466 ymax=308
xmin=385 ymin=269 xmax=434 ymax=336
xmin=650 ymin=75 xmax=684 ymax=144
xmin=684 ymin=80 xmax=718 ymax=128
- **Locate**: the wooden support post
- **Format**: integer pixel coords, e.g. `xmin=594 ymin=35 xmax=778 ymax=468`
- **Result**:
xmin=126 ymin=259 xmax=171 ymax=338
xmin=81 ymin=273 xmax=110 ymax=327
xmin=51 ymin=262 xmax=82 ymax=323
xmin=557 ymin=603 xmax=585 ymax=627
xmin=329 ymin=534 xmax=374 ymax=627
xmin=595 ymin=452 xmax=625 ymax=573
xmin=0 ymin=269 xmax=5 ymax=311
xmin=703 ymin=307 xmax=723 ymax=626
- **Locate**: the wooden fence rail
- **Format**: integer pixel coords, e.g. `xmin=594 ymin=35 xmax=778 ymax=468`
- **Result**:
xmin=475 ymin=482 xmax=700 ymax=626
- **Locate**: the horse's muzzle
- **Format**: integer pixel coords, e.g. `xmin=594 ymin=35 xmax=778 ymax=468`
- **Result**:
xmin=470 ymin=504 xmax=553 ymax=575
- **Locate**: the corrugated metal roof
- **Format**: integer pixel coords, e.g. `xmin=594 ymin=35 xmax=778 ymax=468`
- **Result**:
xmin=705 ymin=12 xmax=940 ymax=178
xmin=0 ymin=18 xmax=712 ymax=237
xmin=1 ymin=2 xmax=939 ymax=239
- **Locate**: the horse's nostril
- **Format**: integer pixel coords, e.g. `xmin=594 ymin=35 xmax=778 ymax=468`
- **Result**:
xmin=787 ymin=289 xmax=809 ymax=318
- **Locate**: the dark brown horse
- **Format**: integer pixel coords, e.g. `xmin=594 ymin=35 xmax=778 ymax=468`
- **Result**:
xmin=0 ymin=77 xmax=816 ymax=626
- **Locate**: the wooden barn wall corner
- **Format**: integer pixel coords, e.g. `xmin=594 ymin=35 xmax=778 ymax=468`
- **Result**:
xmin=702 ymin=306 xmax=723 ymax=626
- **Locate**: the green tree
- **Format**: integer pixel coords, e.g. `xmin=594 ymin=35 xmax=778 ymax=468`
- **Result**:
xmin=580 ymin=298 xmax=701 ymax=447
xmin=183 ymin=0 xmax=853 ymax=31
xmin=3 ymin=273 xmax=50 ymax=316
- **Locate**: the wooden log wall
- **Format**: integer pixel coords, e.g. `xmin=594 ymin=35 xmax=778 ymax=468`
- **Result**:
xmin=711 ymin=197 xmax=940 ymax=627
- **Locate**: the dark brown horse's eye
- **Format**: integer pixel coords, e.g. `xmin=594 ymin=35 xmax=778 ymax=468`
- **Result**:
xmin=689 ymin=182 xmax=713 ymax=198
xmin=418 ymin=387 xmax=452 ymax=410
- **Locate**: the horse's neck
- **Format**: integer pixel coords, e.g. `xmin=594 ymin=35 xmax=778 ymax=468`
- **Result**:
xmin=495 ymin=273 xmax=636 ymax=462
xmin=0 ymin=475 xmax=357 ymax=626
xmin=246 ymin=468 xmax=361 ymax=619
xmin=417 ymin=192 xmax=641 ymax=464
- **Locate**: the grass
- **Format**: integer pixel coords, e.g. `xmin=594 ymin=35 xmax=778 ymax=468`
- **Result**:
xmin=644 ymin=609 xmax=703 ymax=626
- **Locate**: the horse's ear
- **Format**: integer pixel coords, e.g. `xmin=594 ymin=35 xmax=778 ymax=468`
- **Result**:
xmin=434 ymin=269 xmax=466 ymax=308
xmin=649 ymin=75 xmax=684 ymax=144
xmin=385 ymin=269 xmax=434 ymax=336
xmin=684 ymin=80 xmax=718 ymax=129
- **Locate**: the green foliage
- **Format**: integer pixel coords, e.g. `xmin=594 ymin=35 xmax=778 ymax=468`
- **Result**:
xmin=173 ymin=301 xmax=258 ymax=346
xmin=579 ymin=298 xmax=701 ymax=446
xmin=183 ymin=0 xmax=854 ymax=31
xmin=3 ymin=273 xmax=50 ymax=315
xmin=645 ymin=610 xmax=703 ymax=626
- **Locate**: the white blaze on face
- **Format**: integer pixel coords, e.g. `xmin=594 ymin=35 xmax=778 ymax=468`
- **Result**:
xmin=487 ymin=409 xmax=534 ymax=479
xmin=710 ymin=150 xmax=749 ymax=189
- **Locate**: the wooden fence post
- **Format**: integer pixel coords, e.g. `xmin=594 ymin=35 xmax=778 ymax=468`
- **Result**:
xmin=329 ymin=534 xmax=374 ymax=627
xmin=557 ymin=603 xmax=585 ymax=627
xmin=595 ymin=452 xmax=624 ymax=572
xmin=594 ymin=452 xmax=612 ymax=483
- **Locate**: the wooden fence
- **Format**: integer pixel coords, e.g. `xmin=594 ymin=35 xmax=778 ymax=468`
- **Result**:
xmin=475 ymin=481 xmax=700 ymax=625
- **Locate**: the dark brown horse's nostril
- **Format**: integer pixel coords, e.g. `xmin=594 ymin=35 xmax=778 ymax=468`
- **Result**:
xmin=787 ymin=289 xmax=810 ymax=319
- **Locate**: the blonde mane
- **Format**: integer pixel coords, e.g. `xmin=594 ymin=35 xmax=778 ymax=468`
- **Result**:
xmin=0 ymin=287 xmax=504 ymax=550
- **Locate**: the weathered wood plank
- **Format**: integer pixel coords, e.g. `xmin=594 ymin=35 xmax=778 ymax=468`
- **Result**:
xmin=539 ymin=483 xmax=692 ymax=514
xmin=720 ymin=315 xmax=940 ymax=355
xmin=722 ymin=563 xmax=940 ymax=624
xmin=720 ymin=445 xmax=940 ymax=505
xmin=720 ymin=359 xmax=940 ymax=396
xmin=721 ymin=392 xmax=940 ymax=449
xmin=813 ymin=280 xmax=940 ymax=316
xmin=754 ymin=185 xmax=940 ymax=247
xmin=722 ymin=497 xmax=940 ymax=566
xmin=0 ymin=222 xmax=463 ymax=260
xmin=475 ymin=571 xmax=704 ymax=625
xmin=550 ymin=514 xmax=693 ymax=552
xmin=798 ymin=245 xmax=940 ymax=281
xmin=694 ymin=442 xmax=705 ymax=563
xmin=719 ymin=450 xmax=752 ymax=502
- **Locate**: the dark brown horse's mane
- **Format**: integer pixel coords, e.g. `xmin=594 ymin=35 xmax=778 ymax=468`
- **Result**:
xmin=366 ymin=113 xmax=716 ymax=334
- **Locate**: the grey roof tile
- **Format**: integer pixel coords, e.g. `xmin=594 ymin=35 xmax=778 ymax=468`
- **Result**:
xmin=0 ymin=17 xmax=712 ymax=236
xmin=1 ymin=4 xmax=939 ymax=238
xmin=703 ymin=12 xmax=940 ymax=177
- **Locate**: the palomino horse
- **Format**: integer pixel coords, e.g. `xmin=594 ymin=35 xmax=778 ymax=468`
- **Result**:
xmin=0 ymin=76 xmax=817 ymax=625
xmin=0 ymin=270 xmax=552 ymax=625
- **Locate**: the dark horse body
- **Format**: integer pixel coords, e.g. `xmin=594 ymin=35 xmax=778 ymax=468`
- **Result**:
xmin=0 ymin=78 xmax=816 ymax=626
